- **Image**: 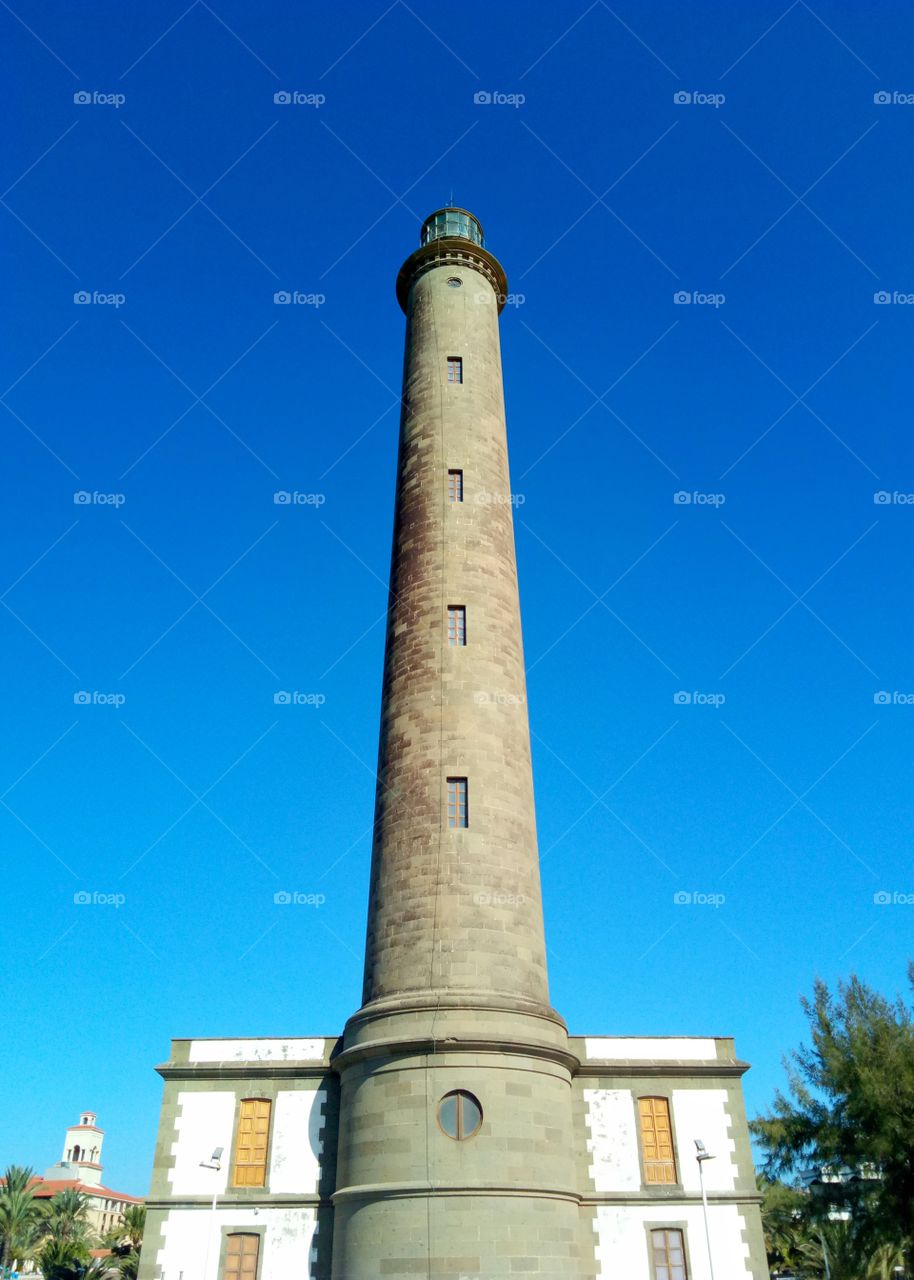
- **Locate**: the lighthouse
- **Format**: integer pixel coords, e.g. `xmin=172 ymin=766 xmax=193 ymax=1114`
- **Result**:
xmin=330 ymin=207 xmax=591 ymax=1274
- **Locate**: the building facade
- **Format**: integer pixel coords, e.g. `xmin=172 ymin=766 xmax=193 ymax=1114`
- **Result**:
xmin=139 ymin=208 xmax=769 ymax=1280
xmin=22 ymin=1111 xmax=143 ymax=1238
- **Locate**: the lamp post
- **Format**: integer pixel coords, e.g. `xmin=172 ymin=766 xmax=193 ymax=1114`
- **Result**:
xmin=200 ymin=1146 xmax=224 ymax=1280
xmin=695 ymin=1139 xmax=716 ymax=1280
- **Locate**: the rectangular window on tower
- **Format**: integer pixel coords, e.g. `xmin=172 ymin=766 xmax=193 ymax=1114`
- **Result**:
xmin=447 ymin=606 xmax=466 ymax=646
xmin=447 ymin=356 xmax=463 ymax=384
xmin=447 ymin=777 xmax=468 ymax=828
xmin=231 ymin=1098 xmax=272 ymax=1188
xmin=448 ymin=469 xmax=464 ymax=502
xmin=650 ymin=1228 xmax=689 ymax=1280
xmin=638 ymin=1096 xmax=678 ymax=1185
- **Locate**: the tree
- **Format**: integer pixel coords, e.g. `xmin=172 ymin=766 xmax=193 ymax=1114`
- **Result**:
xmin=0 ymin=1166 xmax=44 ymax=1269
xmin=752 ymin=965 xmax=914 ymax=1272
xmin=101 ymin=1204 xmax=145 ymax=1280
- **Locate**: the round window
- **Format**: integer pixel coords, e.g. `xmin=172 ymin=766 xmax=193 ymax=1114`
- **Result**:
xmin=438 ymin=1090 xmax=482 ymax=1140
xmin=446 ymin=276 xmax=462 ymax=288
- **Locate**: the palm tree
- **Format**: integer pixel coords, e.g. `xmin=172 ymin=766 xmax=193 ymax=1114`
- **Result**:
xmin=0 ymin=1165 xmax=44 ymax=1269
xmin=101 ymin=1204 xmax=146 ymax=1280
xmin=42 ymin=1187 xmax=93 ymax=1247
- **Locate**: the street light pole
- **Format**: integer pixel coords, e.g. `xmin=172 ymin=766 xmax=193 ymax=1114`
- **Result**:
xmin=695 ymin=1139 xmax=716 ymax=1280
xmin=200 ymin=1146 xmax=224 ymax=1280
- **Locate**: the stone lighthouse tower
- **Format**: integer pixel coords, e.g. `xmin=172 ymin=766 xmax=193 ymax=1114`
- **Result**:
xmin=330 ymin=207 xmax=592 ymax=1278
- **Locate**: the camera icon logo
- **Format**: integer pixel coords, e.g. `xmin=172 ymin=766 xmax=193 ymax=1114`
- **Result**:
xmin=274 ymin=91 xmax=292 ymax=104
xmin=274 ymin=290 xmax=292 ymax=304
xmin=874 ymin=91 xmax=891 ymax=104
xmin=74 ymin=91 xmax=91 ymax=104
xmin=473 ymin=91 xmax=492 ymax=104
xmin=673 ymin=91 xmax=692 ymax=105
xmin=274 ymin=690 xmax=292 ymax=705
xmin=673 ymin=690 xmax=692 ymax=705
xmin=73 ymin=890 xmax=91 ymax=904
xmin=673 ymin=290 xmax=692 ymax=305
xmin=74 ymin=291 xmax=92 ymax=305
xmin=273 ymin=491 xmax=291 ymax=505
xmin=873 ymin=890 xmax=891 ymax=904
xmin=74 ymin=690 xmax=91 ymax=704
xmin=874 ymin=690 xmax=891 ymax=704
xmin=673 ymin=491 xmax=692 ymax=505
xmin=874 ymin=291 xmax=891 ymax=304
xmin=874 ymin=491 xmax=891 ymax=504
xmin=273 ymin=890 xmax=292 ymax=904
xmin=673 ymin=890 xmax=692 ymax=904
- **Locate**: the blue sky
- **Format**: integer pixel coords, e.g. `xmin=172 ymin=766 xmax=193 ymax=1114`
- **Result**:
xmin=4 ymin=0 xmax=914 ymax=1194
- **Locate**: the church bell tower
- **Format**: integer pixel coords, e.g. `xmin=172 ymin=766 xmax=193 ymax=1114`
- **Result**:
xmin=330 ymin=208 xmax=593 ymax=1278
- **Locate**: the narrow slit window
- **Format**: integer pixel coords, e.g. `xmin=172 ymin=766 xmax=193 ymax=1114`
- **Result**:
xmin=448 ymin=606 xmax=466 ymax=646
xmin=448 ymin=469 xmax=464 ymax=503
xmin=447 ymin=356 xmax=463 ymax=384
xmin=447 ymin=777 xmax=468 ymax=828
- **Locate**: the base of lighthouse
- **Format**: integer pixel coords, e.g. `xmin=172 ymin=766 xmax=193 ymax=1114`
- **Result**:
xmin=139 ymin=1031 xmax=768 ymax=1280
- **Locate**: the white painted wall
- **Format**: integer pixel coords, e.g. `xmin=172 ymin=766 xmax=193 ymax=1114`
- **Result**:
xmin=585 ymin=1037 xmax=718 ymax=1061
xmin=592 ymin=1203 xmax=751 ymax=1279
xmin=156 ymin=1206 xmax=319 ymax=1280
xmin=672 ymin=1089 xmax=738 ymax=1192
xmin=169 ymin=1092 xmax=235 ymax=1195
xmin=269 ymin=1088 xmax=326 ymax=1194
xmin=187 ymin=1038 xmax=326 ymax=1062
xmin=583 ymin=1089 xmax=641 ymax=1192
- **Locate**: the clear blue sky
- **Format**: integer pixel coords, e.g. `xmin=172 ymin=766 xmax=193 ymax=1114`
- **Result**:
xmin=3 ymin=0 xmax=913 ymax=1195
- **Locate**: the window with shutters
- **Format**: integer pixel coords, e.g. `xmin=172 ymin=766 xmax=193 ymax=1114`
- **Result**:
xmin=448 ymin=606 xmax=466 ymax=646
xmin=231 ymin=1099 xmax=272 ymax=1188
xmin=638 ymin=1096 xmax=677 ymax=1184
xmin=448 ymin=469 xmax=464 ymax=502
xmin=650 ymin=1228 xmax=688 ymax=1280
xmin=223 ymin=1232 xmax=260 ymax=1280
xmin=447 ymin=777 xmax=468 ymax=828
xmin=447 ymin=356 xmax=463 ymax=384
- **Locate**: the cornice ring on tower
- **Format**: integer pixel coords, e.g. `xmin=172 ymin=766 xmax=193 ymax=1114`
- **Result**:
xmin=396 ymin=238 xmax=508 ymax=313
